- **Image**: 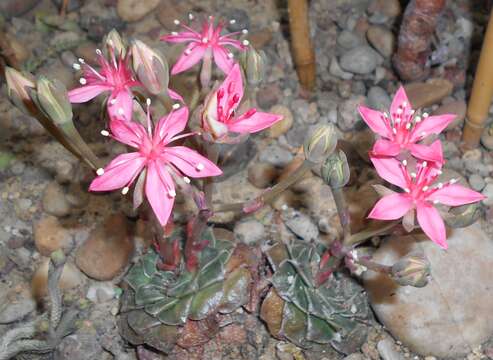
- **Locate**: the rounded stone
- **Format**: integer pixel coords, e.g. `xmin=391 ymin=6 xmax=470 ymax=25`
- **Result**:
xmin=247 ymin=162 xmax=278 ymax=189
xmin=268 ymin=105 xmax=293 ymax=138
xmin=364 ymin=225 xmax=493 ymax=358
xmin=42 ymin=182 xmax=71 ymax=217
xmin=117 ymin=0 xmax=160 ymax=22
xmin=340 ymin=46 xmax=380 ymax=75
xmin=32 ymin=258 xmax=85 ymax=300
xmin=367 ymin=25 xmax=395 ymax=58
xmin=432 ymin=100 xmax=467 ymax=131
xmin=234 ymin=220 xmax=265 ymax=245
xmin=34 ymin=216 xmax=73 ymax=256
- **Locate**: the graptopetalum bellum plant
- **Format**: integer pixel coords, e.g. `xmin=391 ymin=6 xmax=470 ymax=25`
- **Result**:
xmin=4 ymin=12 xmax=486 ymax=356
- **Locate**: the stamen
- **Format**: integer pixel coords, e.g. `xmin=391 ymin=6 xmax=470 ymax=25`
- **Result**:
xmin=174 ymin=19 xmax=180 ymax=25
xmin=404 ymin=188 xmax=410 ymax=193
xmin=420 ymin=131 xmax=426 ymax=137
xmin=411 ymin=172 xmax=416 ymax=178
xmin=202 ymin=37 xmax=208 ymax=43
xmin=422 ymin=186 xmax=429 ymax=191
xmin=437 ymin=170 xmax=443 ymax=175
xmin=450 ymin=178 xmax=458 ymax=184
xmin=122 ymin=187 xmax=129 ymax=195
xmin=437 ymin=182 xmax=443 ymax=189
xmin=172 ymin=103 xmax=180 ymax=109
xmin=78 ymin=58 xmax=85 ymax=63
xmin=196 ymin=163 xmax=205 ymax=171
xmin=405 ymin=123 xmax=411 ymax=130
xmin=185 ymin=49 xmax=192 ymax=55
xmin=383 ymin=112 xmax=389 ymax=118
xmin=422 ymin=161 xmax=428 ymax=168
xmin=396 ymin=108 xmax=403 ymax=115
xmin=227 ymin=52 xmax=234 ymax=58
xmin=415 ymin=116 xmax=421 ymax=123
xmin=242 ymin=39 xmax=250 ymax=46
xmin=101 ymin=130 xmax=110 ymax=137
xmin=73 ymin=63 xmax=81 ymax=70
xmin=188 ymin=13 xmax=194 ymax=20
xmin=183 ymin=177 xmax=191 ymax=184
xmin=433 ymin=200 xmax=439 ymax=204
xmin=110 ymin=99 xmax=117 ymax=105
xmin=118 ymin=108 xmax=124 ymax=115
xmin=242 ymin=29 xmax=249 ymax=34
xmin=410 ymin=109 xmax=415 ymax=115
xmin=423 ymin=112 xmax=429 ymax=118
xmin=229 ymin=19 xmax=236 ymax=24
xmin=171 ymin=31 xmax=178 ymax=35
xmin=79 ymin=78 xmax=87 ymax=85
xmin=96 ymin=48 xmax=102 ymax=55
xmin=392 ymin=128 xmax=397 ymax=134
xmin=146 ymin=98 xmax=151 ymax=106
xmin=402 ymin=101 xmax=408 ymax=107
xmin=96 ymin=168 xmax=105 ymax=176
xmin=402 ymin=160 xmax=407 ymax=166
xmin=168 ymin=190 xmax=176 ymax=198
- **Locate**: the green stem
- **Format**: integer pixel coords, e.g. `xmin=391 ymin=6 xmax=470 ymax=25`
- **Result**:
xmin=345 ymin=220 xmax=400 ymax=247
xmin=351 ymin=255 xmax=392 ymax=274
xmin=331 ymin=186 xmax=351 ymax=243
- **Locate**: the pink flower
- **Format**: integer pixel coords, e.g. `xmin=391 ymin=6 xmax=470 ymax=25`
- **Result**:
xmin=368 ymin=155 xmax=485 ymax=249
xmin=68 ymin=49 xmax=140 ymax=122
xmin=358 ymin=86 xmax=456 ymax=162
xmin=201 ymin=63 xmax=282 ymax=141
xmin=89 ymin=106 xmax=222 ymax=226
xmin=161 ymin=16 xmax=247 ymax=75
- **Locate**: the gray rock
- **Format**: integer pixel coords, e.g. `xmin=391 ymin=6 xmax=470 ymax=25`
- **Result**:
xmin=377 ymin=338 xmax=404 ymax=360
xmin=337 ymin=30 xmax=363 ymax=50
xmin=367 ymin=25 xmax=395 ymax=58
xmin=468 ymin=174 xmax=485 ymax=192
xmin=442 ymin=141 xmax=459 ymax=158
xmin=338 ymin=96 xmax=366 ymax=131
xmin=367 ymin=86 xmax=391 ymax=110
xmin=329 ymin=57 xmax=354 ymax=80
xmin=224 ymin=8 xmax=250 ymax=32
xmin=234 ymin=220 xmax=265 ymax=245
xmin=285 ymin=212 xmax=319 ymax=241
xmin=364 ymin=224 xmax=493 ymax=357
xmin=482 ymin=183 xmax=493 ymax=207
xmin=258 ymin=144 xmax=293 ymax=167
xmin=481 ymin=126 xmax=493 ymax=151
xmin=0 ymin=290 xmax=36 ymax=324
xmin=55 ymin=334 xmax=104 ymax=360
xmin=343 ymin=354 xmax=365 ymax=360
xmin=86 ymin=282 xmax=116 ymax=303
xmin=340 ymin=46 xmax=380 ymax=74
xmin=0 ymin=0 xmax=41 ymax=18
xmin=42 ymin=182 xmax=71 ymax=217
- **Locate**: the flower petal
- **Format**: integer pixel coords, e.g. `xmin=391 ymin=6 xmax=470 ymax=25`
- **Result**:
xmin=228 ymin=111 xmax=283 ymax=134
xmin=213 ymin=46 xmax=235 ymax=73
xmin=372 ymin=139 xmax=401 ymax=157
xmin=390 ymin=86 xmax=412 ymax=117
xmin=218 ymin=35 xmax=246 ymax=50
xmin=164 ymin=146 xmax=223 ymax=178
xmin=409 ymin=114 xmax=456 ymax=143
xmin=89 ymin=152 xmax=145 ymax=192
xmin=68 ymin=85 xmax=111 ymax=103
xmin=408 ymin=140 xmax=444 ymax=164
xmin=170 ymin=44 xmax=207 ymax=75
xmin=368 ymin=193 xmax=414 ymax=220
xmin=358 ymin=105 xmax=391 ymax=138
xmin=216 ymin=63 xmax=243 ymax=113
xmin=167 ymin=88 xmax=184 ymax=102
xmin=427 ymin=184 xmax=486 ymax=206
xmin=108 ymin=88 xmax=134 ymax=121
xmin=370 ymin=156 xmax=408 ymax=189
xmin=416 ymin=203 xmax=447 ymax=249
xmin=155 ymin=107 xmax=189 ymax=143
xmin=145 ymin=160 xmax=175 ymax=226
xmin=109 ymin=119 xmax=147 ymax=148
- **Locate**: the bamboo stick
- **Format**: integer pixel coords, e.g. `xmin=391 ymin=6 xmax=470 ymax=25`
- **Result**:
xmin=287 ymin=0 xmax=316 ymax=91
xmin=463 ymin=9 xmax=493 ymax=148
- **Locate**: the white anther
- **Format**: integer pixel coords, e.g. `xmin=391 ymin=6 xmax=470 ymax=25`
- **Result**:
xmin=383 ymin=112 xmax=389 ymax=118
xmin=122 ymin=187 xmax=129 ymax=195
xmin=396 ymin=108 xmax=403 ymax=115
xmin=437 ymin=182 xmax=443 ymax=189
xmin=392 ymin=128 xmax=397 ymax=134
xmin=118 ymin=108 xmax=124 ymax=115
xmin=229 ymin=19 xmax=236 ymax=24
xmin=78 ymin=58 xmax=85 ymax=63
xmin=174 ymin=19 xmax=180 ymax=25
xmin=437 ymin=170 xmax=443 ymax=175
xmin=242 ymin=39 xmax=250 ymax=46
xmin=79 ymin=78 xmax=87 ymax=85
xmin=450 ymin=178 xmax=458 ymax=184
xmin=196 ymin=163 xmax=205 ymax=171
xmin=433 ymin=199 xmax=439 ymax=204
xmin=404 ymin=188 xmax=410 ymax=193
xmin=415 ymin=116 xmax=421 ymax=123
xmin=227 ymin=52 xmax=234 ymax=58
xmin=110 ymin=99 xmax=117 ymax=105
xmin=202 ymin=37 xmax=208 ymax=43
xmin=172 ymin=103 xmax=180 ymax=109
xmin=406 ymin=123 xmax=411 ymax=129
xmin=183 ymin=177 xmax=191 ymax=184
xmin=96 ymin=48 xmax=102 ymax=55
xmin=420 ymin=131 xmax=426 ymax=137
xmin=168 ymin=189 xmax=176 ymax=197
xmin=242 ymin=29 xmax=248 ymax=34
xmin=171 ymin=31 xmax=178 ymax=36
xmin=185 ymin=49 xmax=192 ymax=55
xmin=96 ymin=168 xmax=105 ymax=176
xmin=402 ymin=101 xmax=408 ymax=107
xmin=410 ymin=109 xmax=415 ymax=115
xmin=188 ymin=13 xmax=194 ymax=20
xmin=146 ymin=98 xmax=151 ymax=106
xmin=411 ymin=172 xmax=416 ymax=178
xmin=402 ymin=160 xmax=408 ymax=166
xmin=423 ymin=112 xmax=429 ymax=118
xmin=73 ymin=63 xmax=81 ymax=70
xmin=101 ymin=130 xmax=110 ymax=137
xmin=422 ymin=161 xmax=428 ymax=168
xmin=422 ymin=186 xmax=429 ymax=191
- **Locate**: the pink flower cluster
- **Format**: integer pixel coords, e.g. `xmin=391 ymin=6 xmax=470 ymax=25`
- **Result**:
xmin=359 ymin=87 xmax=485 ymax=248
xmin=68 ymin=16 xmax=282 ymax=227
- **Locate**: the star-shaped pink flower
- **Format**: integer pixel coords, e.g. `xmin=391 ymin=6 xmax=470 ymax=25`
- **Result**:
xmin=358 ymin=86 xmax=456 ymax=162
xmin=368 ymin=155 xmax=485 ymax=249
xmin=69 ymin=49 xmax=140 ymax=122
xmin=161 ymin=16 xmax=247 ymax=75
xmin=201 ymin=63 xmax=282 ymax=141
xmin=89 ymin=106 xmax=222 ymax=226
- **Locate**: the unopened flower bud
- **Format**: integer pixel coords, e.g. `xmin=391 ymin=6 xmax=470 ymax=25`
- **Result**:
xmin=442 ymin=202 xmax=481 ymax=229
xmin=303 ymin=124 xmax=338 ymax=163
xmin=322 ymin=150 xmax=350 ymax=188
xmin=104 ymin=29 xmax=126 ymax=57
xmin=391 ymin=253 xmax=430 ymax=288
xmin=131 ymin=40 xmax=169 ymax=95
xmin=240 ymin=45 xmax=266 ymax=86
xmin=5 ymin=67 xmax=36 ymax=113
xmin=36 ymin=76 xmax=73 ymax=126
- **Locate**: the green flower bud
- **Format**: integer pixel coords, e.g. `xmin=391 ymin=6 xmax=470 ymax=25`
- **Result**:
xmin=391 ymin=253 xmax=430 ymax=288
xmin=36 ymin=76 xmax=73 ymax=126
xmin=240 ymin=45 xmax=266 ymax=86
xmin=303 ymin=124 xmax=338 ymax=163
xmin=131 ymin=39 xmax=169 ymax=95
xmin=104 ymin=29 xmax=126 ymax=57
xmin=321 ymin=150 xmax=350 ymax=188
xmin=5 ymin=67 xmax=36 ymax=114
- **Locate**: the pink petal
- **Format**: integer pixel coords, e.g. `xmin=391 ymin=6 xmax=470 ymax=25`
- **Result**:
xmin=390 ymin=86 xmax=412 ymax=117
xmin=155 ymin=107 xmax=189 ymax=143
xmin=227 ymin=111 xmax=283 ymax=134
xmin=107 ymin=88 xmax=134 ymax=121
xmin=164 ymin=146 xmax=223 ymax=178
xmin=145 ymin=160 xmax=175 ymax=226
xmin=89 ymin=152 xmax=145 ymax=192
xmin=416 ymin=203 xmax=447 ymax=249
xmin=160 ymin=32 xmax=200 ymax=43
xmin=427 ymin=184 xmax=486 ymax=206
xmin=212 ymin=46 xmax=235 ymax=73
xmin=371 ymin=139 xmax=401 ymax=157
xmin=109 ymin=119 xmax=147 ymax=148
xmin=370 ymin=156 xmax=408 ymax=189
xmin=409 ymin=114 xmax=456 ymax=143
xmin=68 ymin=85 xmax=111 ymax=103
xmin=408 ymin=140 xmax=444 ymax=163
xmin=170 ymin=44 xmax=207 ymax=75
xmin=358 ymin=105 xmax=391 ymax=138
xmin=167 ymin=88 xmax=184 ymax=102
xmin=368 ymin=193 xmax=414 ymax=220
xmin=216 ymin=63 xmax=243 ymax=113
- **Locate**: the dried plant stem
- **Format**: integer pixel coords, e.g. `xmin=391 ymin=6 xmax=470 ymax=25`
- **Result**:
xmin=213 ymin=159 xmax=316 ymax=214
xmin=463 ymin=9 xmax=493 ymax=148
xmin=287 ymin=0 xmax=316 ymax=91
